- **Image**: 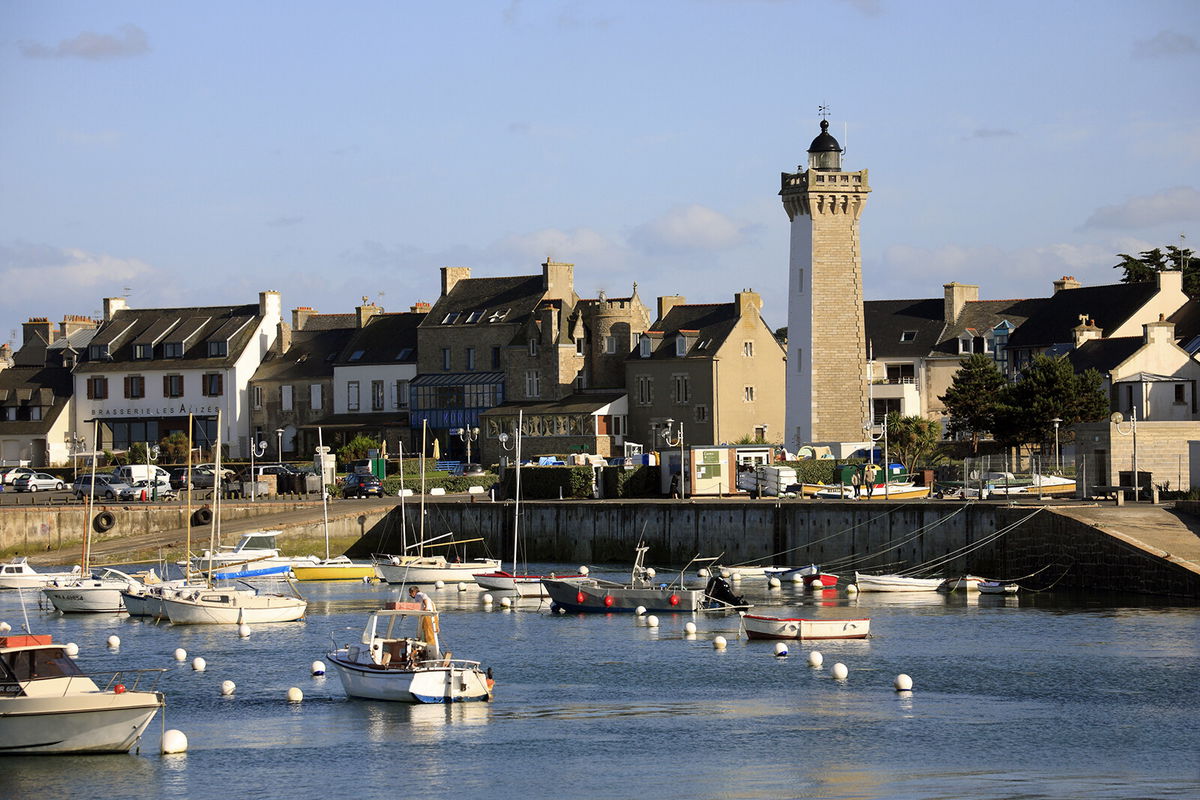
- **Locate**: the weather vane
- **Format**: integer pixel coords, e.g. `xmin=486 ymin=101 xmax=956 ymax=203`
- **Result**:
xmin=818 ymin=104 xmax=830 ymax=120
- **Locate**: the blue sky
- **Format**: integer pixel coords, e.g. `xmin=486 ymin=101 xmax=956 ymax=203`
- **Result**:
xmin=1 ymin=0 xmax=1197 ymax=343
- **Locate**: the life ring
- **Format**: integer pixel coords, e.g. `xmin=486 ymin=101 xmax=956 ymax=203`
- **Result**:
xmin=93 ymin=511 xmax=116 ymax=533
xmin=669 ymin=594 xmax=679 ymax=606
xmin=192 ymin=507 xmax=213 ymax=526
xmin=603 ymin=595 xmax=614 ymax=607
xmin=576 ymin=591 xmax=586 ymax=604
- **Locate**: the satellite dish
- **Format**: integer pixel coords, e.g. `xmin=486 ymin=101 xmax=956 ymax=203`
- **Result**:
xmin=1109 ymin=412 xmax=1124 ymax=424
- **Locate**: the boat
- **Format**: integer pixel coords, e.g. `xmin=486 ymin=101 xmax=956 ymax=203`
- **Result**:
xmin=291 ymin=556 xmax=377 ymax=582
xmin=977 ymin=580 xmax=1020 ymax=595
xmin=0 ymin=632 xmax=165 ymax=753
xmin=939 ymin=575 xmax=985 ymax=592
xmin=542 ymin=547 xmax=749 ymax=613
xmin=937 ymin=473 xmax=1076 ymax=499
xmin=742 ymin=614 xmax=871 ymax=640
xmin=188 ymin=531 xmax=319 ymax=580
xmin=853 ymin=571 xmax=944 ymax=592
xmin=327 ymin=604 xmax=494 ymax=703
xmin=813 ymin=482 xmax=932 ymax=500
xmin=0 ymin=557 xmax=82 ymax=589
xmin=42 ymin=567 xmax=144 ymax=613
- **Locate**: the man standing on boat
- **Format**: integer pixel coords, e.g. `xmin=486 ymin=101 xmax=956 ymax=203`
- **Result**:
xmin=409 ymin=585 xmax=439 ymax=648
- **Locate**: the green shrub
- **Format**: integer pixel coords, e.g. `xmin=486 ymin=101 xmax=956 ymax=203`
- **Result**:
xmin=788 ymin=460 xmax=837 ymax=485
xmin=499 ymin=465 xmax=595 ymax=499
xmin=379 ymin=473 xmax=498 ymax=495
xmin=601 ymin=465 xmax=661 ymax=497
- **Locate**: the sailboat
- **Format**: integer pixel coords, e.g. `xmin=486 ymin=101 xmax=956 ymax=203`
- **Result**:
xmin=473 ymin=410 xmax=580 ymax=597
xmin=161 ymin=411 xmax=308 ymax=624
xmin=291 ymin=427 xmax=377 ymax=582
xmin=43 ymin=420 xmax=144 ymax=613
xmin=374 ymin=421 xmax=499 ymax=585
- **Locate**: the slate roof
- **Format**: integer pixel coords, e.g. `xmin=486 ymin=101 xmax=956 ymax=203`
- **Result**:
xmin=337 ymin=312 xmax=424 ymax=365
xmin=74 ymin=304 xmax=265 ymax=373
xmin=635 ymin=303 xmax=739 ymax=359
xmin=1066 ymin=337 xmax=1144 ymax=374
xmin=0 ymin=353 xmax=73 ymax=435
xmin=299 ymin=313 xmax=356 ymax=331
xmin=1167 ymin=300 xmax=1200 ymax=341
xmin=1005 ymin=282 xmax=1158 ymax=349
xmin=864 ymin=299 xmax=945 ymax=359
xmin=479 ymin=391 xmax=626 ymax=416
xmin=251 ymin=328 xmax=356 ymax=383
xmin=930 ymin=298 xmax=1048 ymax=356
xmin=421 ymin=276 xmax=550 ymax=342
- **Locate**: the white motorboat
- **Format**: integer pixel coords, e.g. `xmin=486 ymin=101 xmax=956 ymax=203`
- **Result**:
xmin=977 ymin=580 xmax=1020 ymax=595
xmin=189 ymin=531 xmax=319 ymax=580
xmin=0 ymin=632 xmax=164 ymax=754
xmin=42 ymin=568 xmax=143 ymax=613
xmin=939 ymin=575 xmax=985 ymax=592
xmin=813 ymin=482 xmax=931 ymax=500
xmin=161 ymin=583 xmax=307 ymax=624
xmin=327 ymin=605 xmax=494 ymax=703
xmin=853 ymin=571 xmax=944 ymax=592
xmin=0 ymin=558 xmax=82 ymax=589
xmin=742 ymin=614 xmax=871 ymax=640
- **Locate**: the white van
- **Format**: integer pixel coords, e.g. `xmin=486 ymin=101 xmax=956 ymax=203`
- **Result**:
xmin=112 ymin=465 xmax=171 ymax=487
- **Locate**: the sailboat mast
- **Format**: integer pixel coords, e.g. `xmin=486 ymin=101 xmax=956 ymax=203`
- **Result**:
xmin=512 ymin=410 xmax=522 ymax=571
xmin=318 ymin=426 xmax=330 ymax=561
xmin=185 ymin=413 xmax=193 ymax=581
xmin=419 ymin=419 xmax=426 ymax=558
xmin=82 ymin=418 xmax=99 ymax=572
xmin=207 ymin=410 xmax=221 ymax=589
xmin=398 ymin=442 xmax=407 ymax=554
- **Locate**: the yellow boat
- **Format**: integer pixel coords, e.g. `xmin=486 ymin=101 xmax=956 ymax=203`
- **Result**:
xmin=291 ymin=557 xmax=377 ymax=582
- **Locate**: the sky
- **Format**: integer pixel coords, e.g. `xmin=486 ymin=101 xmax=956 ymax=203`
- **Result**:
xmin=1 ymin=0 xmax=1198 ymax=343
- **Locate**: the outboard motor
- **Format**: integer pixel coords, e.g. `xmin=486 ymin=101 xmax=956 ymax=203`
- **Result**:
xmin=704 ymin=575 xmax=747 ymax=608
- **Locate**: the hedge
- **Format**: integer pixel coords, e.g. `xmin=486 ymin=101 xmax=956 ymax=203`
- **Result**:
xmin=498 ymin=465 xmax=595 ymax=499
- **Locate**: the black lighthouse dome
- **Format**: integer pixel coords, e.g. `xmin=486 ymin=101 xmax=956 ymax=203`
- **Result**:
xmin=807 ymin=119 xmax=842 ymax=171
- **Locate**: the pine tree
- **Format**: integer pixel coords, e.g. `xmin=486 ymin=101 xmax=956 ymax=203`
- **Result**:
xmin=938 ymin=353 xmax=1008 ymax=453
xmin=1114 ymin=245 xmax=1197 ymax=297
xmin=993 ymin=356 xmax=1108 ymax=451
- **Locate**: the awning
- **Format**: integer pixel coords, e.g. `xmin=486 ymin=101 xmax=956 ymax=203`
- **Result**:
xmin=297 ymin=413 xmax=410 ymax=430
xmin=410 ymin=371 xmax=504 ymax=387
xmin=479 ymin=392 xmax=626 ymax=416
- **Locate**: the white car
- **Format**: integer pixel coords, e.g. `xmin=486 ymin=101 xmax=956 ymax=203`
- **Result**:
xmin=13 ymin=472 xmax=66 ymax=492
xmin=0 ymin=467 xmax=36 ymax=486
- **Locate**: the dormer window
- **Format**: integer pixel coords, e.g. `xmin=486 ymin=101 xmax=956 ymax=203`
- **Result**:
xmin=442 ymin=312 xmax=460 ymax=325
xmin=465 ymin=310 xmax=484 ymax=323
xmin=88 ymin=344 xmax=110 ymax=361
xmin=528 ymin=338 xmax=539 ymax=357
xmin=959 ymin=336 xmax=972 ymax=354
xmin=134 ymin=343 xmax=153 ymax=360
xmin=639 ymin=336 xmax=652 ymax=358
xmin=675 ymin=336 xmax=688 ymax=357
xmin=163 ymin=342 xmax=183 ymax=358
xmin=349 ymin=350 xmax=365 ymax=362
xmin=899 ymin=331 xmax=917 ymax=343
xmin=395 ymin=348 xmax=413 ymax=361
xmin=208 ymin=340 xmax=228 ymax=357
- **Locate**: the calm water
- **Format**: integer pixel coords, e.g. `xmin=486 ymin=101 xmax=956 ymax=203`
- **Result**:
xmin=2 ymin=565 xmax=1198 ymax=800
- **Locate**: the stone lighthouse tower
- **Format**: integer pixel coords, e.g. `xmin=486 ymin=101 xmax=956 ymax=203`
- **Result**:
xmin=780 ymin=116 xmax=871 ymax=448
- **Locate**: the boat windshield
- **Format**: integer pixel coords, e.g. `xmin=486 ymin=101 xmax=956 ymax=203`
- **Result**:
xmin=0 ymin=647 xmax=86 ymax=693
xmin=239 ymin=535 xmax=278 ymax=550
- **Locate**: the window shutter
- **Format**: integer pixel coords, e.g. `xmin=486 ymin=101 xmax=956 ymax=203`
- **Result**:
xmin=216 ymin=373 xmax=223 ymax=396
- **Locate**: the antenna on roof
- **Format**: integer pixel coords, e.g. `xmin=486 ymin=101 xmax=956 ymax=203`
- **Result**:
xmin=843 ymin=121 xmax=848 ymax=157
xmin=122 ymin=287 xmax=131 ymax=297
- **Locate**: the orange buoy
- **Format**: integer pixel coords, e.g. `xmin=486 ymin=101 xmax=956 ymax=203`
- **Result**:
xmin=603 ymin=595 xmax=614 ymax=607
xmin=669 ymin=594 xmax=679 ymax=606
xmin=576 ymin=591 xmax=586 ymax=604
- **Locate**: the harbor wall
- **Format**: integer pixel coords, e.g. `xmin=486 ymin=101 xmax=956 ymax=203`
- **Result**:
xmin=348 ymin=499 xmax=1199 ymax=598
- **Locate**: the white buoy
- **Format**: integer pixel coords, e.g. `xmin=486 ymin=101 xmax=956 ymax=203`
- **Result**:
xmin=65 ymin=642 xmax=79 ymax=657
xmin=482 ymin=593 xmax=494 ymax=605
xmin=713 ymin=635 xmax=727 ymax=650
xmin=808 ymin=650 xmax=824 ymax=668
xmin=434 ymin=580 xmax=445 ymax=589
xmin=286 ymin=687 xmax=303 ymax=703
xmin=645 ymin=567 xmax=656 ymax=579
xmin=238 ymin=623 xmax=251 ymax=638
xmin=458 ymin=582 xmax=468 ymax=592
xmin=0 ymin=621 xmax=11 ymax=632
xmin=768 ymin=577 xmax=782 ymax=589
xmin=635 ymin=605 xmax=647 ymax=617
xmin=846 ymin=584 xmax=859 ymax=595
xmin=790 ymin=572 xmax=805 ymax=583
xmin=730 ymin=570 xmax=742 ymax=581
xmin=831 ymin=662 xmax=848 ymax=681
xmin=311 ymin=660 xmax=326 ymax=676
xmin=697 ymin=567 xmax=710 ymax=578
xmin=579 ymin=566 xmax=589 ymax=576
xmin=174 ymin=648 xmax=187 ymax=662
xmin=894 ymin=673 xmax=913 ymax=692
xmin=684 ymin=621 xmax=697 ymax=635
xmin=191 ymin=657 xmax=206 ymax=672
xmin=106 ymin=635 xmax=120 ymax=649
xmin=499 ymin=596 xmax=512 ymax=608
xmin=220 ymin=680 xmax=236 ymax=696
xmin=720 ymin=569 xmax=730 ymax=578
xmin=773 ymin=642 xmax=788 ymax=657
xmin=645 ymin=615 xmax=659 ymax=628
xmin=161 ymin=729 xmax=188 ymax=754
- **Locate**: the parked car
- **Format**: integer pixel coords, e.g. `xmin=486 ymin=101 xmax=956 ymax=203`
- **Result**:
xmin=168 ymin=467 xmax=192 ymax=490
xmin=119 ymin=479 xmax=177 ymax=501
xmin=72 ymin=474 xmax=135 ymax=501
xmin=13 ymin=472 xmax=66 ymax=492
xmin=189 ymin=464 xmax=234 ymax=489
xmin=0 ymin=467 xmax=36 ymax=486
xmin=342 ymin=472 xmax=384 ymax=498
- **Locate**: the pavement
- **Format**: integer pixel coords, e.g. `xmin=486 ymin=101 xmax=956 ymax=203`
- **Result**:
xmin=1052 ymin=503 xmax=1200 ymax=574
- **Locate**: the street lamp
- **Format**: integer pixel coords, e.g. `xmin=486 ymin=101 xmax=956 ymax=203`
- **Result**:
xmin=275 ymin=428 xmax=286 ymax=462
xmin=454 ymin=426 xmax=480 ymax=466
xmin=1114 ymin=408 xmax=1139 ymax=500
xmin=145 ymin=443 xmax=160 ymax=500
xmin=1050 ymin=417 xmax=1063 ymax=472
xmin=249 ymin=437 xmax=268 ymax=501
xmin=661 ymin=418 xmax=685 ymax=500
xmin=864 ymin=416 xmax=889 ymax=499
xmin=65 ymin=432 xmax=85 ymax=481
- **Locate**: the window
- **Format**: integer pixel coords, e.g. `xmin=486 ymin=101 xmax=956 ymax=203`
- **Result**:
xmin=202 ymin=373 xmax=223 ymax=397
xmin=349 ymin=350 xmax=365 ymax=362
xmin=466 ymin=347 xmax=476 ymax=371
xmin=899 ymin=331 xmax=917 ymax=343
xmin=528 ymin=338 xmax=539 ymax=357
xmin=1176 ymin=383 xmax=1187 ymax=404
xmin=576 ymin=337 xmax=585 ymax=356
xmin=281 ymin=385 xmax=293 ymax=411
xmin=639 ymin=336 xmax=652 ymax=358
xmin=134 ymin=344 xmax=153 ymax=360
xmin=441 ymin=312 xmax=460 ymax=325
xmin=394 ymin=380 xmax=409 ymax=409
xmin=310 ymin=384 xmax=322 ymax=410
xmin=372 ymin=380 xmax=384 ymax=411
xmin=208 ymin=340 xmax=228 ymax=357
xmin=86 ymin=376 xmax=108 ymax=399
xmin=395 ymin=347 xmax=413 ymax=361
xmin=348 ymin=381 xmax=360 ymax=411
xmin=525 ymin=370 xmax=541 ymax=398
xmin=605 ymin=335 xmax=617 ymax=354
xmin=695 ymin=404 xmax=709 ymax=423
xmin=491 ymin=346 xmax=501 ymax=369
xmin=795 ymin=347 xmax=803 ymax=372
xmin=88 ymin=344 xmax=110 ymax=361
xmin=675 ymin=336 xmax=688 ymax=357
xmin=252 ymin=386 xmax=263 ymax=409
xmin=124 ymin=376 xmax=145 ymax=399
xmin=465 ymin=310 xmax=484 ymax=323
xmin=959 ymin=336 xmax=972 ymax=354
xmin=163 ymin=342 xmax=183 ymax=358
xmin=886 ymin=364 xmax=915 ymax=384
xmin=637 ymin=375 xmax=652 ymax=405
xmin=743 ymin=341 xmax=754 ymax=357
xmin=674 ymin=374 xmax=690 ymax=403
xmin=163 ymin=375 xmax=184 ymax=398
xmin=441 ymin=348 xmax=451 ymax=370
xmin=744 ymin=385 xmax=756 ymax=403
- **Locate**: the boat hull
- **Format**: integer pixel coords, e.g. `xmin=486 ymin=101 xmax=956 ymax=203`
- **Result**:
xmin=42 ymin=584 xmax=128 ymax=613
xmin=0 ymin=691 xmax=162 ymax=754
xmin=853 ymin=572 xmax=944 ymax=592
xmin=376 ymin=559 xmax=501 ymax=585
xmin=162 ymin=592 xmax=307 ymax=624
xmin=328 ymin=655 xmax=492 ymax=703
xmin=542 ymin=577 xmax=703 ymax=613
xmin=291 ymin=563 xmax=377 ymax=582
xmin=743 ymin=615 xmax=871 ymax=640
xmin=978 ymin=581 xmax=1020 ymax=595
xmin=119 ymin=591 xmax=164 ymax=619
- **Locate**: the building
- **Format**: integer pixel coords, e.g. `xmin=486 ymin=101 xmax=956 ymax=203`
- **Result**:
xmin=72 ymin=293 xmax=282 ymax=458
xmin=625 ymin=290 xmax=785 ymax=454
xmin=780 ymin=116 xmax=871 ymax=448
xmin=0 ymin=315 xmax=98 ymax=466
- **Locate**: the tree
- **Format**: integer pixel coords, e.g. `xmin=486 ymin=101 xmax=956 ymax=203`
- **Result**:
xmin=337 ymin=434 xmax=381 ymax=464
xmin=158 ymin=432 xmax=190 ymax=464
xmin=1114 ymin=245 xmax=1197 ymax=297
xmin=938 ymin=353 xmax=1008 ymax=453
xmin=992 ymin=356 xmax=1108 ymax=451
xmin=884 ymin=412 xmax=942 ymax=471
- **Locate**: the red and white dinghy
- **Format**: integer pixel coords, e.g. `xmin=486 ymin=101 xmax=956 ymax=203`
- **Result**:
xmin=742 ymin=614 xmax=870 ymax=640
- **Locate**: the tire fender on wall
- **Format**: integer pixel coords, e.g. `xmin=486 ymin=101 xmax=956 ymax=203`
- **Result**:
xmin=93 ymin=511 xmax=116 ymax=533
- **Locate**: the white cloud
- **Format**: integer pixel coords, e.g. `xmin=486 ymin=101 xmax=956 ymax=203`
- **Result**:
xmin=494 ymin=226 xmax=627 ymax=266
xmin=629 ymin=204 xmax=746 ymax=255
xmin=1083 ymin=186 xmax=1200 ymax=230
xmin=20 ymin=24 xmax=150 ymax=60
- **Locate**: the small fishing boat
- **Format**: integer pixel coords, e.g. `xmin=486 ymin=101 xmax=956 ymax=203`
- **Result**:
xmin=813 ymin=482 xmax=932 ymax=500
xmin=327 ymin=604 xmax=494 ymax=703
xmin=291 ymin=557 xmax=377 ymax=582
xmin=939 ymin=575 xmax=985 ymax=592
xmin=853 ymin=572 xmax=944 ymax=592
xmin=42 ymin=568 xmax=143 ymax=613
xmin=977 ymin=580 xmax=1020 ymax=595
xmin=161 ymin=582 xmax=307 ymax=624
xmin=542 ymin=547 xmax=748 ymax=613
xmin=188 ymin=531 xmax=319 ymax=580
xmin=742 ymin=614 xmax=871 ymax=640
xmin=0 ymin=632 xmax=164 ymax=753
xmin=0 ymin=558 xmax=82 ymax=589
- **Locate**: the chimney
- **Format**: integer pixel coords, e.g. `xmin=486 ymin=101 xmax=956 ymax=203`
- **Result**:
xmin=355 ymin=296 xmax=381 ymax=328
xmin=1144 ymin=313 xmax=1175 ymax=346
xmin=1053 ymin=275 xmax=1081 ymax=293
xmin=0 ymin=343 xmax=12 ymax=369
xmin=410 ymin=302 xmax=431 ymax=314
xmin=441 ymin=266 xmax=471 ymax=297
xmin=292 ymin=306 xmax=316 ymax=330
xmin=276 ymin=320 xmax=292 ymax=354
xmin=734 ymin=289 xmax=763 ymax=319
xmin=1072 ymin=317 xmax=1103 ymax=348
xmin=657 ymin=295 xmax=686 ymax=322
xmin=102 ymin=297 xmax=128 ymax=321
xmin=1157 ymin=268 xmax=1184 ymax=296
xmin=22 ymin=317 xmax=53 ymax=346
xmin=59 ymin=314 xmax=97 ymax=340
xmin=542 ymin=259 xmax=574 ymax=301
xmin=943 ymin=283 xmax=978 ymax=324
xmin=259 ymin=290 xmax=282 ymax=324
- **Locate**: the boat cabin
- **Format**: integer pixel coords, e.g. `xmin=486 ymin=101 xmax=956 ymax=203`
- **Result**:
xmin=225 ymin=531 xmax=283 ymax=552
xmin=347 ymin=606 xmax=442 ymax=668
xmin=0 ymin=640 xmax=97 ymax=697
